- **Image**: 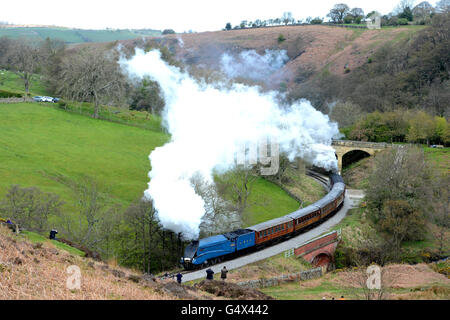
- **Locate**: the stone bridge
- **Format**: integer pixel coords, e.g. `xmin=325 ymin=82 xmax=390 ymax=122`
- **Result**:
xmin=294 ymin=230 xmax=341 ymax=268
xmin=331 ymin=139 xmax=391 ymax=173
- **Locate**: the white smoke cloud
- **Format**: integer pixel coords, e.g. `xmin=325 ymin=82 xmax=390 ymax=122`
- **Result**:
xmin=176 ymin=35 xmax=184 ymax=48
xmin=220 ymin=49 xmax=289 ymax=82
xmin=121 ymin=49 xmax=339 ymax=240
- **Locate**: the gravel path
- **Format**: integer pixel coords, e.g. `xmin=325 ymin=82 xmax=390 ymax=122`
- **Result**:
xmin=182 ymin=189 xmax=364 ymax=283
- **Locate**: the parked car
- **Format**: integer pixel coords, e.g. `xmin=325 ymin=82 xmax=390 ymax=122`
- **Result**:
xmin=33 ymin=95 xmax=60 ymax=103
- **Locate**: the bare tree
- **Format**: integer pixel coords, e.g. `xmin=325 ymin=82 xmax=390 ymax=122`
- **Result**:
xmin=431 ymin=175 xmax=450 ymax=256
xmin=40 ymin=37 xmax=66 ymax=93
xmin=282 ymin=12 xmax=294 ymax=25
xmin=327 ymin=3 xmax=350 ymax=23
xmin=350 ymin=8 xmax=365 ymax=19
xmin=55 ymin=178 xmax=111 ymax=252
xmin=57 ymin=47 xmax=126 ymax=118
xmin=365 ymin=146 xmax=432 ymax=258
xmin=5 ymin=39 xmax=42 ymax=95
xmin=190 ymin=173 xmax=241 ymax=236
xmin=436 ymin=0 xmax=450 ymax=13
xmin=216 ymin=165 xmax=260 ymax=219
xmin=394 ymin=0 xmax=416 ymax=14
xmin=329 ymin=101 xmax=364 ymax=128
xmin=124 ymin=198 xmax=157 ymax=273
xmin=0 ymin=185 xmax=63 ymax=233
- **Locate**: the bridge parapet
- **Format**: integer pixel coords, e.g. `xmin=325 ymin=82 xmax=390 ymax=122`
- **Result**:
xmin=294 ymin=230 xmax=340 ymax=267
xmin=332 ymin=139 xmax=389 ymax=150
xmin=331 ymin=140 xmax=392 ymax=173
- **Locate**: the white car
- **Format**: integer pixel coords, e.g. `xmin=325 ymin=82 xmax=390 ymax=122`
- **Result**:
xmin=41 ymin=96 xmax=54 ymax=102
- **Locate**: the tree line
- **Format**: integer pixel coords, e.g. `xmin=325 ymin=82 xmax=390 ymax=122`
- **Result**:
xmin=0 ymin=161 xmax=272 ymax=273
xmin=0 ymin=181 xmax=184 ymax=274
xmin=330 ymin=105 xmax=449 ymax=145
xmin=290 ymin=11 xmax=449 ymax=140
xmin=336 ymin=146 xmax=448 ymax=267
xmin=224 ymin=0 xmax=450 ymax=30
xmin=0 ymin=37 xmax=169 ymax=118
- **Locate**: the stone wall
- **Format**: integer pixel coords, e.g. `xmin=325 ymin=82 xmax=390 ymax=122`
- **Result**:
xmin=236 ymin=267 xmax=323 ymax=289
xmin=0 ymin=97 xmax=33 ymax=103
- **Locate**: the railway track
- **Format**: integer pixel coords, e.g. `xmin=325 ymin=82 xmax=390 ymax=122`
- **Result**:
xmin=305 ymin=169 xmax=330 ymax=189
xmin=157 ymin=170 xmax=340 ymax=281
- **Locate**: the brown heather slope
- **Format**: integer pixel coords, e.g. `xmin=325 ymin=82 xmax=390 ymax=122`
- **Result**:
xmin=0 ymin=225 xmax=273 ymax=300
xmin=155 ymin=25 xmax=424 ymax=87
xmin=0 ymin=225 xmax=171 ymax=299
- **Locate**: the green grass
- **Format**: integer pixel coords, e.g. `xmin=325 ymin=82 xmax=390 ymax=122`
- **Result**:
xmin=229 ymin=252 xmax=311 ymax=279
xmin=261 ymin=278 xmax=356 ymax=300
xmin=424 ymin=147 xmax=449 ymax=174
xmin=0 ymin=102 xmax=304 ymax=240
xmin=241 ymin=177 xmax=300 ymax=226
xmin=0 ymin=102 xmax=169 ymax=214
xmin=21 ymin=230 xmax=85 ymax=256
xmin=0 ymin=27 xmax=161 ymax=44
xmin=0 ymin=70 xmax=50 ymax=96
xmin=59 ymin=100 xmax=165 ymax=132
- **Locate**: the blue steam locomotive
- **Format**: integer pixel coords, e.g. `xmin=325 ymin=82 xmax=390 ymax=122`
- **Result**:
xmin=181 ymin=173 xmax=345 ymax=270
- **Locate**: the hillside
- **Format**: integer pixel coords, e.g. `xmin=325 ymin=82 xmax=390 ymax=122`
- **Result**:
xmin=154 ymin=25 xmax=425 ymax=88
xmin=0 ymin=102 xmax=169 ymax=210
xmin=0 ymin=100 xmax=321 ymax=272
xmin=0 ymin=224 xmax=276 ymax=300
xmin=0 ymin=101 xmax=317 ymax=222
xmin=0 ymin=26 xmax=160 ymax=43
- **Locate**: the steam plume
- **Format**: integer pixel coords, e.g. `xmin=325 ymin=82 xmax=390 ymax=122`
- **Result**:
xmin=121 ymin=49 xmax=339 ymax=240
xmin=220 ymin=49 xmax=289 ymax=82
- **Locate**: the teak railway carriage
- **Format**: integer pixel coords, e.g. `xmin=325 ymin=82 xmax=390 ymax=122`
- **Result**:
xmin=181 ymin=173 xmax=345 ymax=269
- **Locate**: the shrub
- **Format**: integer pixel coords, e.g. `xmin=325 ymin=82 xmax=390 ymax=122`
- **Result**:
xmin=277 ymin=34 xmax=286 ymax=43
xmin=398 ymin=18 xmax=409 ymax=25
xmin=0 ymin=90 xmax=22 ymax=98
xmin=58 ymin=100 xmax=67 ymax=109
xmin=162 ymin=29 xmax=175 ymax=35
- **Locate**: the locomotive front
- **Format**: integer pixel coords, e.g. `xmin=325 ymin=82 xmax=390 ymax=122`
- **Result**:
xmin=180 ymin=240 xmax=198 ymax=269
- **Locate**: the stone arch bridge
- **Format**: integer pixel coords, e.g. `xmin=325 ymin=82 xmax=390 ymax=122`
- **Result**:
xmin=331 ymin=140 xmax=391 ymax=173
xmin=294 ymin=230 xmax=341 ymax=268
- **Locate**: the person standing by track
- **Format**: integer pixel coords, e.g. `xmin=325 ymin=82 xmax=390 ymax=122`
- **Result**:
xmin=221 ymin=266 xmax=228 ymax=281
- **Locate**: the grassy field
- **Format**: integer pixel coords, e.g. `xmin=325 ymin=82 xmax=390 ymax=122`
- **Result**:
xmin=0 ymin=27 xmax=161 ymax=43
xmin=20 ymin=230 xmax=85 ymax=256
xmin=0 ymin=102 xmax=308 ymax=237
xmin=424 ymin=147 xmax=450 ymax=174
xmin=242 ymin=177 xmax=300 ymax=226
xmin=0 ymin=70 xmax=50 ymax=96
xmin=0 ymin=102 xmax=169 ymax=213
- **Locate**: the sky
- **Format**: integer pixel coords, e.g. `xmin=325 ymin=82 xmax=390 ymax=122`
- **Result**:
xmin=0 ymin=0 xmax=439 ymax=32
